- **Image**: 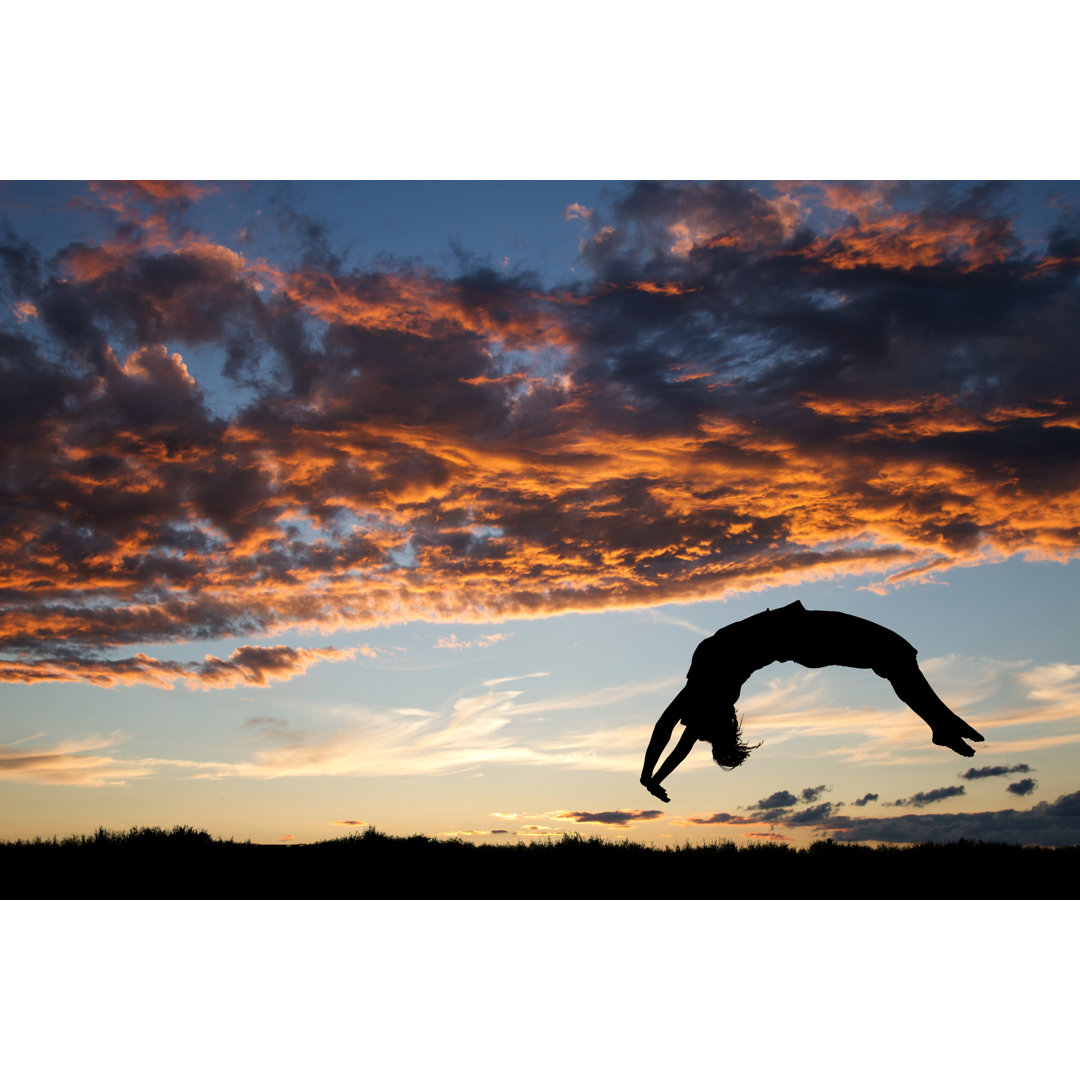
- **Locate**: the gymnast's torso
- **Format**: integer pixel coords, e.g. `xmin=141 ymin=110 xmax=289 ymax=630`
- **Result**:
xmin=686 ymin=600 xmax=917 ymax=698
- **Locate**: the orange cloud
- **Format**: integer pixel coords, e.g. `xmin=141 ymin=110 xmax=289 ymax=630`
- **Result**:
xmin=780 ymin=181 xmax=1018 ymax=272
xmin=658 ymin=181 xmax=1020 ymax=273
xmin=89 ymin=180 xmax=212 ymax=207
xmin=266 ymin=264 xmax=579 ymax=352
xmin=563 ymin=202 xmax=593 ymax=222
xmin=802 ymin=211 xmax=1015 ymax=272
xmin=625 ymin=280 xmax=702 ymax=295
xmin=3 ymin=180 xmax=1079 ymax=685
xmin=0 ymin=646 xmax=355 ymax=690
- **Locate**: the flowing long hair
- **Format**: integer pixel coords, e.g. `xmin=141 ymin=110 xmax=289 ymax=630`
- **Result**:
xmin=709 ymin=709 xmax=762 ymax=771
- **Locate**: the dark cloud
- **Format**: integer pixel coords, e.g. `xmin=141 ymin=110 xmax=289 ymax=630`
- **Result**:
xmin=688 ymin=786 xmax=1080 ymax=846
xmin=752 ymin=790 xmax=800 ymax=810
xmin=785 ymin=802 xmax=839 ymax=826
xmin=899 ymin=786 xmax=967 ymax=808
xmin=1007 ymin=779 xmax=1038 ymax=797
xmin=744 ymin=785 xmax=833 ymax=822
xmin=687 ymin=784 xmax=843 ymax=829
xmin=4 ymin=181 xmax=1080 ymax=683
xmin=552 ymin=809 xmax=664 ymax=828
xmin=817 ymin=789 xmax=1080 ymax=846
xmin=854 ymin=793 xmax=879 ymax=807
xmin=962 ymin=764 xmax=1033 ymax=780
xmin=682 ymin=812 xmax=759 ymax=826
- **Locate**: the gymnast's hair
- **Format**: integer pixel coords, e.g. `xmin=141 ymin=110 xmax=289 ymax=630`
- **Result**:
xmin=709 ymin=709 xmax=762 ymax=770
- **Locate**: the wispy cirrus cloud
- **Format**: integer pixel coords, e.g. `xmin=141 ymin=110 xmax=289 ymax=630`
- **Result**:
xmin=18 ymin=651 xmax=1075 ymax=790
xmin=0 ymin=733 xmax=186 ymax=787
xmin=440 ymin=828 xmax=514 ymax=838
xmin=6 ymin=648 xmax=1079 ymax=794
xmin=3 ymin=181 xmax=1080 ymax=685
xmin=435 ymin=632 xmax=511 ymax=651
xmin=0 ymin=674 xmax=666 ymax=787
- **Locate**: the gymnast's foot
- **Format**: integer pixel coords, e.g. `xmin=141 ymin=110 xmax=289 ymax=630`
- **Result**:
xmin=931 ymin=728 xmax=978 ymax=757
xmin=934 ymin=736 xmax=976 ymax=757
xmin=931 ymin=714 xmax=985 ymax=756
xmin=956 ymin=718 xmax=985 ymax=743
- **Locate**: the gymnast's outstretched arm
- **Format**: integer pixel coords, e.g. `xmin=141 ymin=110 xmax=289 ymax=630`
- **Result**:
xmin=640 ymin=689 xmax=698 ymax=802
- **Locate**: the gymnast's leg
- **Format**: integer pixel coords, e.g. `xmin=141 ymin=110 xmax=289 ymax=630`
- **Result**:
xmin=879 ymin=657 xmax=985 ymax=756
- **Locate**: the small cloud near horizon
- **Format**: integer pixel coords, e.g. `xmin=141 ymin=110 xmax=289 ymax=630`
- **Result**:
xmin=1007 ymin=778 xmax=1037 ymax=797
xmin=550 ymin=808 xmax=664 ymax=828
xmin=679 ymin=812 xmax=759 ymax=826
xmin=895 ymin=786 xmax=966 ymax=808
xmin=962 ymin=764 xmax=1032 ymax=780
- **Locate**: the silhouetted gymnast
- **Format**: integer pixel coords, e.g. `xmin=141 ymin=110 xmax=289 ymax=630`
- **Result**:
xmin=640 ymin=601 xmax=985 ymax=803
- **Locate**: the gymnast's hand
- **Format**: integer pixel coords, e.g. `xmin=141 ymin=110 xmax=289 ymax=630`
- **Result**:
xmin=641 ymin=776 xmax=670 ymax=803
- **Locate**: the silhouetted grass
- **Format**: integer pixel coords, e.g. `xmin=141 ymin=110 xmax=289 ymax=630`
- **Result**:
xmin=3 ymin=825 xmax=1075 ymax=899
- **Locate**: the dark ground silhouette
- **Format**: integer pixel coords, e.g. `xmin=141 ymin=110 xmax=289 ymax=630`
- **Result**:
xmin=3 ymin=826 xmax=1075 ymax=899
xmin=643 ymin=601 xmax=984 ymax=802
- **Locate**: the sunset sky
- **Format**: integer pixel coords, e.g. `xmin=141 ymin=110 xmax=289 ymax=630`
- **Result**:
xmin=3 ymin=179 xmax=1080 ymax=847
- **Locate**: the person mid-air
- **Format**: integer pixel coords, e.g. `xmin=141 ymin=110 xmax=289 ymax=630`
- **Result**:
xmin=640 ymin=601 xmax=985 ymax=803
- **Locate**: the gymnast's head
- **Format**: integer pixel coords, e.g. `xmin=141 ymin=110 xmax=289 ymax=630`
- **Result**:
xmin=704 ymin=707 xmax=761 ymax=770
